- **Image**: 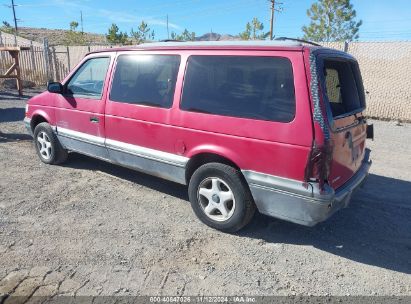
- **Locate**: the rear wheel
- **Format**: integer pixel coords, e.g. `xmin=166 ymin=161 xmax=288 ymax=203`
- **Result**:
xmin=188 ymin=163 xmax=255 ymax=232
xmin=33 ymin=122 xmax=68 ymax=165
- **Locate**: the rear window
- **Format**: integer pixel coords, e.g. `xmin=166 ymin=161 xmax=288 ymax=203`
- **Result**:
xmin=323 ymin=59 xmax=365 ymax=118
xmin=180 ymin=56 xmax=296 ymax=122
xmin=110 ymin=54 xmax=180 ymax=108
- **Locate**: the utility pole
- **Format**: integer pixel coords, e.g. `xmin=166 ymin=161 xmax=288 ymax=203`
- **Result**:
xmin=80 ymin=10 xmax=84 ymax=35
xmin=269 ymin=0 xmax=274 ymax=40
xmin=11 ymin=0 xmax=18 ymax=45
xmin=269 ymin=0 xmax=283 ymax=40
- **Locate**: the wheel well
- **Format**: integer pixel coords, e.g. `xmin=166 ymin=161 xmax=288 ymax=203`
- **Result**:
xmin=185 ymin=153 xmax=240 ymax=184
xmin=30 ymin=115 xmax=48 ymax=132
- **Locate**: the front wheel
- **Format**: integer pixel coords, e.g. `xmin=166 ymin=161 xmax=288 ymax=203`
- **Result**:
xmin=33 ymin=122 xmax=68 ymax=165
xmin=188 ymin=163 xmax=256 ymax=232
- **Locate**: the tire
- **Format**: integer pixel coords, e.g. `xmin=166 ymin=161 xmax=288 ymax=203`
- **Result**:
xmin=188 ymin=162 xmax=256 ymax=232
xmin=33 ymin=122 xmax=68 ymax=165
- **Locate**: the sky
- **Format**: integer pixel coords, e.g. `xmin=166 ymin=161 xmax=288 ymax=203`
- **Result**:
xmin=1 ymin=0 xmax=411 ymax=41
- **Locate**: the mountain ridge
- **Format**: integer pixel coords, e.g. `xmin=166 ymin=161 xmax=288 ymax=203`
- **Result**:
xmin=1 ymin=27 xmax=240 ymax=45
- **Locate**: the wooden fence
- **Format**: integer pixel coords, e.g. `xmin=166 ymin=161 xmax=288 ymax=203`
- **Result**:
xmin=0 ymin=39 xmax=85 ymax=86
xmin=0 ymin=42 xmax=49 ymax=85
xmin=0 ymin=42 xmax=116 ymax=86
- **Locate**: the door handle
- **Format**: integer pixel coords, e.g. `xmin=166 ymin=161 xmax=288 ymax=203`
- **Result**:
xmin=90 ymin=117 xmax=99 ymax=123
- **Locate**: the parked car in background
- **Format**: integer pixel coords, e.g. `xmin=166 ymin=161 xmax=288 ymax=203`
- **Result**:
xmin=24 ymin=40 xmax=372 ymax=232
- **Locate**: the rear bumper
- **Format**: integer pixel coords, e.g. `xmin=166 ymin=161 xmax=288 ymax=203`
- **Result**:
xmin=242 ymin=149 xmax=372 ymax=226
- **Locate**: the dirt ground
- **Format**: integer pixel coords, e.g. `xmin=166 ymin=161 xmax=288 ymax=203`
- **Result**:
xmin=0 ymin=89 xmax=410 ymax=299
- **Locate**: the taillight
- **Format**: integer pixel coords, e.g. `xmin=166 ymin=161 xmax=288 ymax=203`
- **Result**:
xmin=304 ymin=140 xmax=334 ymax=191
xmin=25 ymin=104 xmax=29 ymax=117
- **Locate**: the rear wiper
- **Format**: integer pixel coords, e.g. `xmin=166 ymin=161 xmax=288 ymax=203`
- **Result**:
xmin=354 ymin=113 xmax=366 ymax=123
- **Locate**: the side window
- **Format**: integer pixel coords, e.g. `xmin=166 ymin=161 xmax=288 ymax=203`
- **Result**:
xmin=66 ymin=57 xmax=111 ymax=98
xmin=110 ymin=54 xmax=181 ymax=108
xmin=180 ymin=55 xmax=296 ymax=122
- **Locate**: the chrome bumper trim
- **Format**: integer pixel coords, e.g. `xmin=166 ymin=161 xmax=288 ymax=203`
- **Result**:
xmin=57 ymin=127 xmax=189 ymax=168
xmin=106 ymin=138 xmax=189 ymax=168
xmin=57 ymin=127 xmax=105 ymax=147
xmin=56 ymin=127 xmax=188 ymax=184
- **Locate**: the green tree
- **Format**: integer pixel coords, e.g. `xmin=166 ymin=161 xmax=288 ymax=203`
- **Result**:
xmin=182 ymin=29 xmax=196 ymax=41
xmin=63 ymin=21 xmax=85 ymax=45
xmin=239 ymin=18 xmax=266 ymax=40
xmin=302 ymin=0 xmax=362 ymax=42
xmin=106 ymin=23 xmax=130 ymax=44
xmin=251 ymin=17 xmax=264 ymax=39
xmin=239 ymin=22 xmax=251 ymax=40
xmin=131 ymin=21 xmax=155 ymax=44
xmin=69 ymin=21 xmax=79 ymax=31
xmin=1 ymin=20 xmax=14 ymax=34
xmin=170 ymin=28 xmax=196 ymax=41
xmin=2 ymin=21 xmax=11 ymax=28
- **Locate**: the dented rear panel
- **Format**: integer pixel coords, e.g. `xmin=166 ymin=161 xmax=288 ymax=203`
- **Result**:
xmin=307 ymin=48 xmax=368 ymax=190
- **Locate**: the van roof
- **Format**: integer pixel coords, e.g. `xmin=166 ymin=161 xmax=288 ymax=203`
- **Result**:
xmin=89 ymin=40 xmax=310 ymax=54
xmin=141 ymin=40 xmax=303 ymax=47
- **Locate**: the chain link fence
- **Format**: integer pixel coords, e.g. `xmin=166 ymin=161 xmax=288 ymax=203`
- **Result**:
xmin=1 ymin=31 xmax=410 ymax=121
xmin=322 ymin=41 xmax=411 ymax=121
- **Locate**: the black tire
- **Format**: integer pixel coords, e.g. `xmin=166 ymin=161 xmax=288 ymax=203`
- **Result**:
xmin=188 ymin=162 xmax=256 ymax=232
xmin=33 ymin=122 xmax=68 ymax=165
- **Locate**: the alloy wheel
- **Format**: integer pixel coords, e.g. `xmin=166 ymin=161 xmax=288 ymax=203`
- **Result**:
xmin=36 ymin=131 xmax=52 ymax=160
xmin=197 ymin=177 xmax=236 ymax=222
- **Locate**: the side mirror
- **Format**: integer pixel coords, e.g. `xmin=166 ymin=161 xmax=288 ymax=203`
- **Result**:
xmin=47 ymin=82 xmax=63 ymax=94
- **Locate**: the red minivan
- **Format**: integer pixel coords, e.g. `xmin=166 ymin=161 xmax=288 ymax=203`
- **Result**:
xmin=24 ymin=40 xmax=372 ymax=232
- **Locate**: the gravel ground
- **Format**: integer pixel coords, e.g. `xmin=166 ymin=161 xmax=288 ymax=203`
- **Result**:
xmin=0 ymin=89 xmax=410 ymax=299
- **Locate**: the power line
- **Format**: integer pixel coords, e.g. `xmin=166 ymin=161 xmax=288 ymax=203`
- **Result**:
xmin=136 ymin=0 xmax=201 ymax=15
xmin=147 ymin=0 xmax=254 ymax=21
xmin=168 ymin=0 xmax=258 ymax=22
